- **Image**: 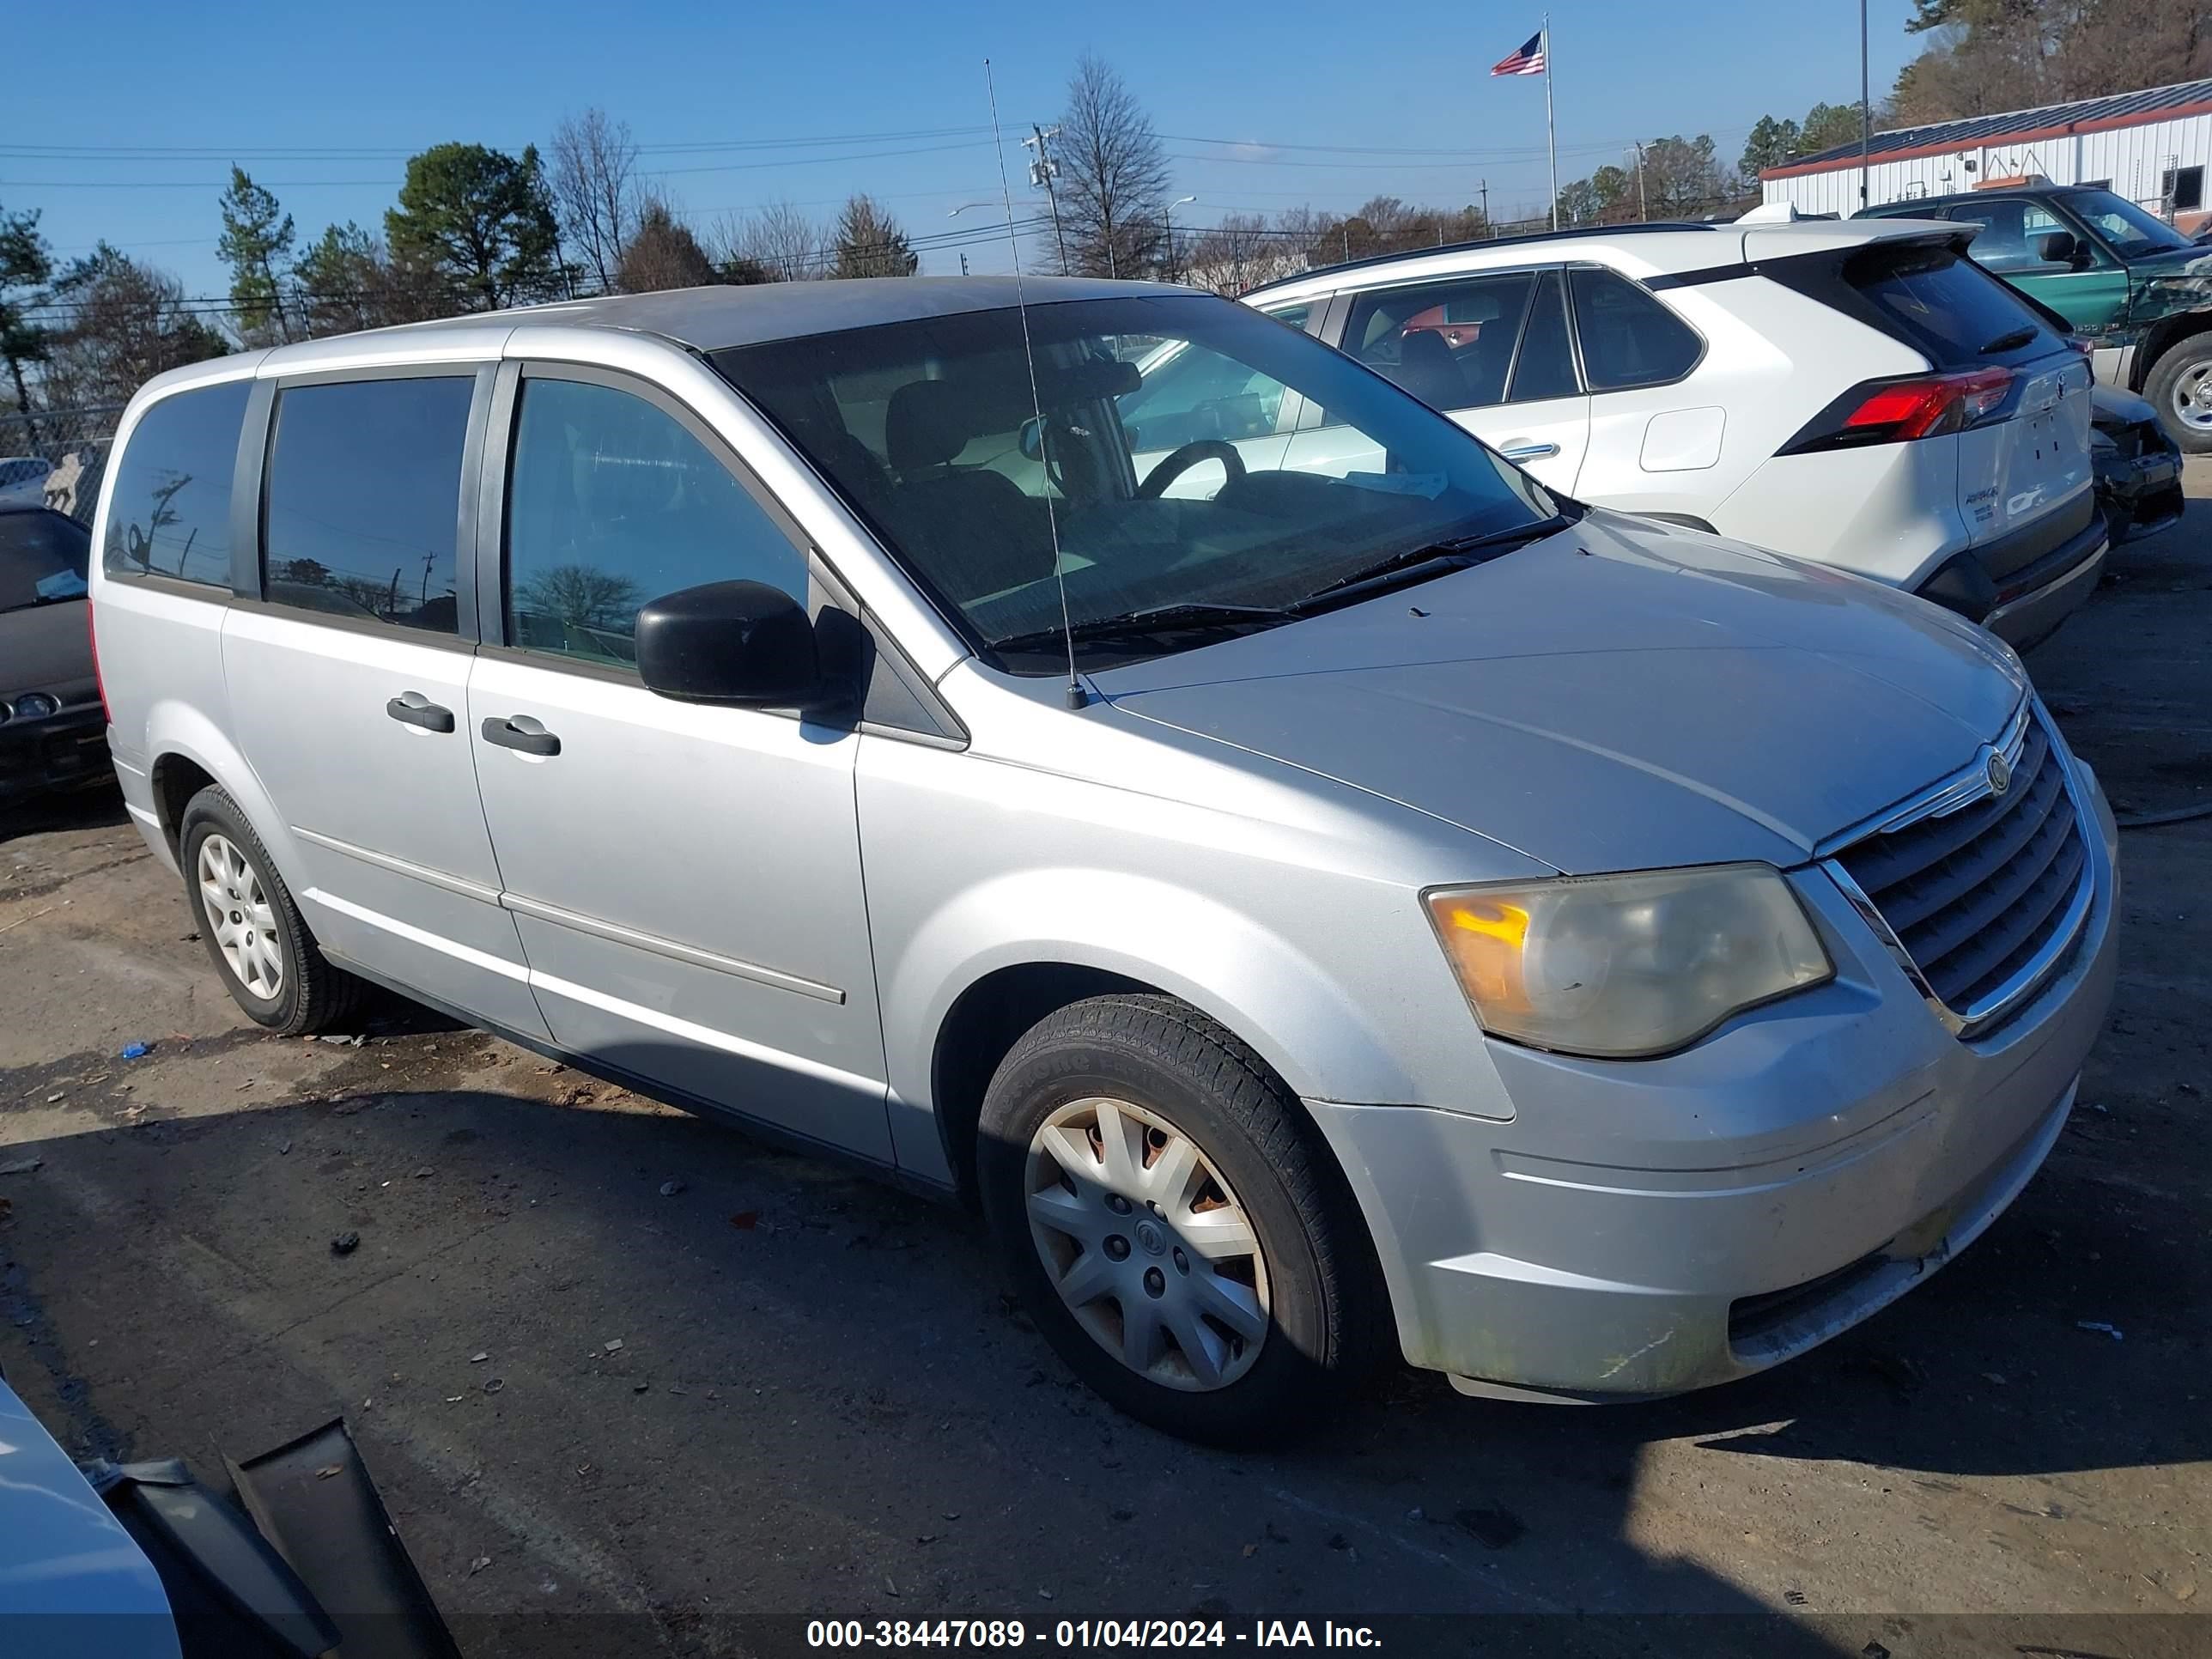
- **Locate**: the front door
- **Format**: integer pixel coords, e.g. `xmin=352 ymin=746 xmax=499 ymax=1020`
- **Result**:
xmin=466 ymin=365 xmax=891 ymax=1160
xmin=222 ymin=368 xmax=549 ymax=1037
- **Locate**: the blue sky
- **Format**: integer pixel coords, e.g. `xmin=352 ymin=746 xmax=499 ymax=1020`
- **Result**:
xmin=5 ymin=0 xmax=1924 ymax=297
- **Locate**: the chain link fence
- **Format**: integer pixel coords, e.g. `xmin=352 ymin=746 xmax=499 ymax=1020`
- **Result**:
xmin=0 ymin=404 xmax=123 ymax=525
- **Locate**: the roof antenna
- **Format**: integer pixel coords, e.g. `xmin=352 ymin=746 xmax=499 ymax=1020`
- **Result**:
xmin=986 ymin=58 xmax=1085 ymax=712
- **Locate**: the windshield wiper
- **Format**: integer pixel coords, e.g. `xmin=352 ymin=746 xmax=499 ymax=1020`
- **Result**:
xmin=1290 ymin=514 xmax=1572 ymax=612
xmin=985 ymin=600 xmax=1295 ymax=657
xmin=1979 ymin=325 xmax=2038 ymax=355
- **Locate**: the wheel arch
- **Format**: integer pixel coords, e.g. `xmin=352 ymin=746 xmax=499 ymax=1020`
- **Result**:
xmin=143 ymin=704 xmax=301 ymax=883
xmin=2134 ymin=307 xmax=2212 ymax=393
xmin=895 ymin=874 xmax=1424 ymax=1200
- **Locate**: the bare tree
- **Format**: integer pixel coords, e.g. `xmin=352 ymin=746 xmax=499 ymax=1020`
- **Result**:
xmin=550 ymin=109 xmax=640 ymax=294
xmin=617 ymin=194 xmax=717 ymax=292
xmin=713 ymin=200 xmax=825 ymax=282
xmin=1056 ymin=54 xmax=1170 ymax=278
xmin=41 ymin=246 xmax=229 ymax=408
xmin=1182 ymin=212 xmax=1305 ymax=294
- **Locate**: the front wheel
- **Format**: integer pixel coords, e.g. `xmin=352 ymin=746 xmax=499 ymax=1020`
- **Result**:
xmin=2144 ymin=333 xmax=2212 ymax=454
xmin=976 ymin=994 xmax=1388 ymax=1445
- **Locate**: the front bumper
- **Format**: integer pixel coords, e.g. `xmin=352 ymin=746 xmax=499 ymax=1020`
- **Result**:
xmin=1306 ymin=756 xmax=2119 ymax=1400
xmin=0 ymin=705 xmax=109 ymax=801
xmin=2095 ymin=435 xmax=2185 ymax=543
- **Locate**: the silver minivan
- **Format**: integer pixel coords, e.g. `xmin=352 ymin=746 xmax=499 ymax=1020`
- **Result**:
xmin=88 ymin=279 xmax=2118 ymax=1443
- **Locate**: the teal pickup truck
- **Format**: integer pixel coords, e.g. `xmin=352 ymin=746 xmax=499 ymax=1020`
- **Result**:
xmin=1862 ymin=183 xmax=2212 ymax=452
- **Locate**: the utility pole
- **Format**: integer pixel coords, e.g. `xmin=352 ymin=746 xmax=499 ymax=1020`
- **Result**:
xmin=1858 ymin=0 xmax=1872 ymax=208
xmin=1024 ymin=124 xmax=1070 ymax=275
xmin=1542 ymin=11 xmax=1559 ymax=231
xmin=960 ymin=252 xmax=969 ymax=276
xmin=1163 ymin=195 xmax=1195 ymax=283
xmin=1480 ymin=178 xmax=1491 ymax=235
xmin=1632 ymin=142 xmax=1649 ymax=222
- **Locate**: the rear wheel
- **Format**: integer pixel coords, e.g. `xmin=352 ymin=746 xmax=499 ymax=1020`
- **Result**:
xmin=976 ymin=994 xmax=1388 ymax=1445
xmin=2144 ymin=333 xmax=2212 ymax=453
xmin=179 ymin=786 xmax=363 ymax=1036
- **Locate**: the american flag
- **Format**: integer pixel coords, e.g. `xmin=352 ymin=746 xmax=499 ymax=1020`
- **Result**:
xmin=1491 ymin=30 xmax=1547 ymax=76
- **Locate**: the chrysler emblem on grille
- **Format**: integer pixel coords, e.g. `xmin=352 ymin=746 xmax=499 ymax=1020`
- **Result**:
xmin=1986 ymin=750 xmax=2013 ymax=796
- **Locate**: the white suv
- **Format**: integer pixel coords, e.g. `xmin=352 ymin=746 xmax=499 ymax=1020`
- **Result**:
xmin=1182 ymin=219 xmax=2103 ymax=647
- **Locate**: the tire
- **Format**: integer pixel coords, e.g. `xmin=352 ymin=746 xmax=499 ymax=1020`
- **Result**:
xmin=975 ymin=994 xmax=1389 ymax=1446
xmin=2143 ymin=332 xmax=2212 ymax=454
xmin=178 ymin=786 xmax=364 ymax=1036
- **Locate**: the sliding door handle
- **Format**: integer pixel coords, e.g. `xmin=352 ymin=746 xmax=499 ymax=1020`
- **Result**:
xmin=386 ymin=693 xmax=455 ymax=733
xmin=481 ymin=715 xmax=561 ymax=757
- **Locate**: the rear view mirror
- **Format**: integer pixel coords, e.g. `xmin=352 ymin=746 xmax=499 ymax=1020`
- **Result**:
xmin=2036 ymin=229 xmax=2081 ymax=267
xmin=635 ymin=580 xmax=821 ymax=707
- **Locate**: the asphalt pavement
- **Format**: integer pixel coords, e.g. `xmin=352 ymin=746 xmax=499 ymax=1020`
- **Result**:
xmin=2 ymin=480 xmax=2207 ymax=1657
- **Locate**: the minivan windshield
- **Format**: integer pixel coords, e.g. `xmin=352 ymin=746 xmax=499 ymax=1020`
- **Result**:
xmin=0 ymin=509 xmax=91 ymax=615
xmin=717 ymin=295 xmax=1565 ymax=671
xmin=2063 ymin=189 xmax=2191 ymax=258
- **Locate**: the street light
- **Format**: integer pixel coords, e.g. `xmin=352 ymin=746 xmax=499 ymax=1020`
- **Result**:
xmin=1164 ymin=195 xmax=1197 ymax=283
xmin=947 ymin=202 xmax=999 ymax=218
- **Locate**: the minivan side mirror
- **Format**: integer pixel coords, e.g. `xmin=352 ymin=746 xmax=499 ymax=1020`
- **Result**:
xmin=635 ymin=580 xmax=821 ymax=707
xmin=2036 ymin=229 xmax=2082 ymax=268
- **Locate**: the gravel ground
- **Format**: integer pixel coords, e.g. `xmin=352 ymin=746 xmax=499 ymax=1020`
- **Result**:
xmin=1 ymin=477 xmax=2206 ymax=1658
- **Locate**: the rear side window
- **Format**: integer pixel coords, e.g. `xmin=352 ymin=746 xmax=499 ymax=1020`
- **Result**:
xmin=1569 ymin=269 xmax=1702 ymax=390
xmin=1842 ymin=243 xmax=2059 ymax=368
xmin=264 ymin=376 xmax=474 ymax=635
xmin=102 ymin=380 xmax=250 ymax=586
xmin=1343 ymin=270 xmax=1538 ymax=410
xmin=1 ymin=509 xmax=92 ymax=613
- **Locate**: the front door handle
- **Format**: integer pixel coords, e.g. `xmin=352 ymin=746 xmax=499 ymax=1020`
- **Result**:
xmin=481 ymin=715 xmax=561 ymax=757
xmin=386 ymin=693 xmax=455 ymax=733
xmin=1500 ymin=441 xmax=1561 ymax=460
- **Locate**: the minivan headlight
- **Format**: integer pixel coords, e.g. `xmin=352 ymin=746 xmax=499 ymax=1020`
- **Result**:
xmin=1424 ymin=865 xmax=1832 ymax=1059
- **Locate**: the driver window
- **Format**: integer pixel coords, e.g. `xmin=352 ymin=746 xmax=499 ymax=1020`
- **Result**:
xmin=1952 ymin=200 xmax=2032 ymax=271
xmin=504 ymin=376 xmax=808 ymax=668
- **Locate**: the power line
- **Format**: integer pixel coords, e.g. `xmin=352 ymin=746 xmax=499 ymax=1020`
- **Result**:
xmin=0 ymin=125 xmax=996 ymax=161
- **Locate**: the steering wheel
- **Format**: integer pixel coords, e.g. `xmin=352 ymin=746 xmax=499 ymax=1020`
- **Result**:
xmin=1136 ymin=439 xmax=1247 ymax=500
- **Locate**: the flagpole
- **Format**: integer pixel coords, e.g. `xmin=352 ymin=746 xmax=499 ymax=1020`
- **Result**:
xmin=1543 ymin=14 xmax=1558 ymax=230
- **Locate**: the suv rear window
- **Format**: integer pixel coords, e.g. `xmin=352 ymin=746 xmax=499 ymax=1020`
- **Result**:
xmin=1 ymin=509 xmax=91 ymax=614
xmin=102 ymin=380 xmax=251 ymax=587
xmin=1844 ymin=242 xmax=2060 ymax=368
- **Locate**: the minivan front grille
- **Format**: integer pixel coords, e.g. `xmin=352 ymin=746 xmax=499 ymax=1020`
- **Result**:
xmin=1828 ymin=706 xmax=2090 ymax=1035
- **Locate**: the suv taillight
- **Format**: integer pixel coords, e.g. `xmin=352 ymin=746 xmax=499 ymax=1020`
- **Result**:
xmin=1785 ymin=367 xmax=2018 ymax=453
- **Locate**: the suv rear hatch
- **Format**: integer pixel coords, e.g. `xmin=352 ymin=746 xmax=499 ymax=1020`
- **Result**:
xmin=1762 ymin=226 xmax=2095 ymax=602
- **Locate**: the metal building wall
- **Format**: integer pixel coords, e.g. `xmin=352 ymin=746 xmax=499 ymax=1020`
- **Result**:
xmin=1760 ymin=109 xmax=2212 ymax=216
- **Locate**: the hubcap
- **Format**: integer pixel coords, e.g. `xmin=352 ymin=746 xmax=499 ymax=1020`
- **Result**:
xmin=1024 ymin=1097 xmax=1269 ymax=1391
xmin=197 ymin=834 xmax=283 ymax=1000
xmin=2174 ymin=361 xmax=2212 ymax=434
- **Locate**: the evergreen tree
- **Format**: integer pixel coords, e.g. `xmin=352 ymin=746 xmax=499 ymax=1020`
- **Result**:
xmin=216 ymin=167 xmax=297 ymax=343
xmin=386 ymin=143 xmax=563 ymax=312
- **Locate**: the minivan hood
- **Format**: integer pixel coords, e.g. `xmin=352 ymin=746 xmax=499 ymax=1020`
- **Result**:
xmin=1097 ymin=512 xmax=2026 ymax=874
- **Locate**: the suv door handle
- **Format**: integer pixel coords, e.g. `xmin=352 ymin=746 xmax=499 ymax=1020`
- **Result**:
xmin=481 ymin=715 xmax=561 ymax=757
xmin=1500 ymin=441 xmax=1561 ymax=460
xmin=385 ymin=693 xmax=455 ymax=733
